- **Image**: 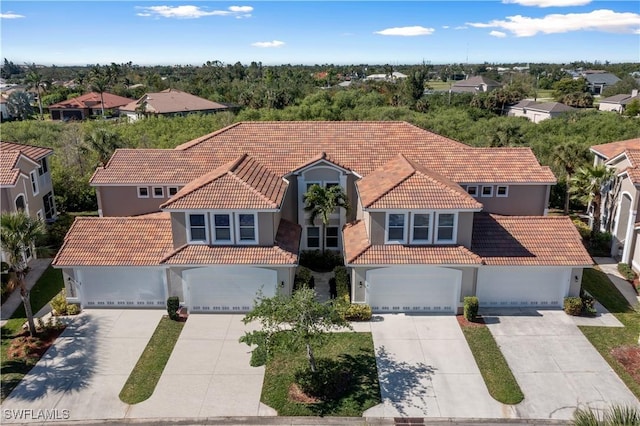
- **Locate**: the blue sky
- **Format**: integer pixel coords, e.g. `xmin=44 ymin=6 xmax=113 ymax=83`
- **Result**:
xmin=1 ymin=1 xmax=639 ymax=66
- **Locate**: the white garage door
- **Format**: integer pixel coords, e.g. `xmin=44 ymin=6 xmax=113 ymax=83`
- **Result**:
xmin=477 ymin=267 xmax=571 ymax=308
xmin=78 ymin=267 xmax=166 ymax=308
xmin=366 ymin=266 xmax=461 ymax=313
xmin=184 ymin=266 xmax=277 ymax=313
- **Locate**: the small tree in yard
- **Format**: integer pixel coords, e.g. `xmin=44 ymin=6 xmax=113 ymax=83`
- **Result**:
xmin=569 ymin=164 xmax=615 ymax=238
xmin=240 ymin=287 xmax=350 ymax=373
xmin=0 ymin=212 xmax=46 ymax=336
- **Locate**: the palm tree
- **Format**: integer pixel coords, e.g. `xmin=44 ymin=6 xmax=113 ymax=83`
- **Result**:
xmin=84 ymin=127 xmax=122 ymax=165
xmin=89 ymin=66 xmax=112 ymax=117
xmin=303 ymin=184 xmax=349 ymax=250
xmin=0 ymin=212 xmax=46 ymax=336
xmin=24 ymin=64 xmax=48 ymax=120
xmin=569 ymin=164 xmax=616 ymax=237
xmin=553 ymin=141 xmax=590 ymax=215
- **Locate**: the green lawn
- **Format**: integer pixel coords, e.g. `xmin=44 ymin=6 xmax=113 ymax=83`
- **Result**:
xmin=119 ymin=316 xmax=184 ymax=404
xmin=579 ymin=268 xmax=640 ymax=399
xmin=460 ymin=320 xmax=524 ymax=405
xmin=261 ymin=332 xmax=380 ymax=416
xmin=1 ymin=265 xmax=65 ymax=401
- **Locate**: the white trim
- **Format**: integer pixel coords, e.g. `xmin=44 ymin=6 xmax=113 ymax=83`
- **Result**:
xmin=293 ymin=160 xmax=351 ymax=175
xmin=235 ymin=212 xmax=258 ymax=245
xmin=152 ymin=186 xmax=164 ymax=198
xmin=385 ymin=212 xmax=408 ymax=244
xmin=187 ymin=212 xmax=209 ymax=244
xmin=167 ymin=186 xmax=179 ymax=197
xmin=436 ymin=212 xmax=457 ymax=243
xmin=212 ymin=213 xmax=234 ymax=244
xmin=137 ymin=186 xmax=150 ymax=198
xmin=29 ymin=170 xmax=39 ymax=196
xmin=496 ymin=185 xmax=509 ymax=197
xmin=480 ymin=185 xmax=493 ymax=197
xmin=466 ymin=185 xmax=478 ymax=197
xmin=410 ymin=212 xmax=432 ymax=244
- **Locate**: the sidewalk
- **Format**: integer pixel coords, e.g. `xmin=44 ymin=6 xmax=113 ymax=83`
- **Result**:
xmin=0 ymin=258 xmax=52 ymax=326
xmin=592 ymin=256 xmax=640 ymax=307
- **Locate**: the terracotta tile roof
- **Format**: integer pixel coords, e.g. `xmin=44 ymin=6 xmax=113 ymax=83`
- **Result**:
xmin=621 ymin=149 xmax=640 ymax=184
xmin=162 ymin=219 xmax=301 ymax=265
xmin=1 ymin=141 xmax=53 ymax=161
xmin=120 ymin=89 xmax=229 ymax=114
xmin=342 ymin=220 xmax=481 ymax=265
xmin=52 ymin=214 xmax=174 ymax=267
xmin=48 ymin=92 xmax=134 ymax=110
xmin=357 ymin=154 xmax=482 ymax=210
xmin=591 ymin=138 xmax=640 ymax=160
xmin=161 ymin=154 xmax=287 ymax=210
xmin=471 ymin=214 xmax=593 ymax=266
xmin=0 ymin=150 xmax=21 ymax=186
xmin=91 ymin=122 xmax=556 ymax=185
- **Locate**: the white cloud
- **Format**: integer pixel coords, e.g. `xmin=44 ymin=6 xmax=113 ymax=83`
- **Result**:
xmin=251 ymin=40 xmax=285 ymax=48
xmin=454 ymin=25 xmax=468 ymax=30
xmin=137 ymin=5 xmax=253 ymax=19
xmin=442 ymin=25 xmax=450 ymax=29
xmin=374 ymin=26 xmax=435 ymax=36
xmin=502 ymin=0 xmax=591 ymax=7
xmin=490 ymin=30 xmax=507 ymax=37
xmin=1 ymin=12 xmax=25 ymax=19
xmin=467 ymin=9 xmax=640 ymax=37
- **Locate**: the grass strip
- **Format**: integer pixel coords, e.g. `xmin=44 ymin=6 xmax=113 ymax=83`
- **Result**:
xmin=460 ymin=319 xmax=524 ymax=404
xmin=119 ymin=316 xmax=184 ymax=404
xmin=261 ymin=332 xmax=380 ymax=416
xmin=11 ymin=266 xmax=63 ymax=319
xmin=579 ymin=268 xmax=640 ymax=399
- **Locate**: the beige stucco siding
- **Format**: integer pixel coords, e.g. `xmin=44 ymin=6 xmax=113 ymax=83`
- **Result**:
xmin=280 ymin=178 xmax=297 ymax=223
xmin=369 ymin=212 xmax=385 ymax=245
xmin=0 ymin=189 xmax=10 ymax=214
xmin=258 ymin=212 xmax=275 ymax=245
xmin=97 ymin=186 xmax=165 ymax=216
xmin=476 ymin=184 xmax=549 ymax=215
xmin=171 ymin=212 xmax=187 ymax=248
xmin=457 ymin=212 xmax=474 ymax=248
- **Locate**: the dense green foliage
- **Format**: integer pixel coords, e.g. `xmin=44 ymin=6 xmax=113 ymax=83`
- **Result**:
xmin=617 ymin=263 xmax=637 ymax=282
xmin=463 ymin=296 xmax=479 ymax=321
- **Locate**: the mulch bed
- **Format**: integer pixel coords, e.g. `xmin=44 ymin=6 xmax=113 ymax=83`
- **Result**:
xmin=611 ymin=345 xmax=640 ymax=384
xmin=456 ymin=315 xmax=486 ymax=328
xmin=288 ymin=383 xmax=320 ymax=404
xmin=6 ymin=326 xmax=66 ymax=363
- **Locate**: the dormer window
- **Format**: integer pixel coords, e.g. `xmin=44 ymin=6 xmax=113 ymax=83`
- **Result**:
xmin=188 ymin=213 xmax=208 ymax=243
xmin=436 ymin=213 xmax=456 ymax=243
xmin=386 ymin=213 xmax=407 ymax=243
xmin=213 ymin=214 xmax=232 ymax=242
xmin=411 ymin=213 xmax=431 ymax=243
xmin=237 ymin=214 xmax=256 ymax=243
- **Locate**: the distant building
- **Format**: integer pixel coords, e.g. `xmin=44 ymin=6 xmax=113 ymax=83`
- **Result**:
xmin=49 ymin=92 xmax=134 ymax=120
xmin=365 ymin=72 xmax=407 ymax=82
xmin=507 ymin=100 xmax=575 ymax=123
xmin=583 ymin=71 xmax=621 ymax=95
xmin=451 ymin=76 xmax=502 ymax=94
xmin=598 ymin=90 xmax=640 ymax=114
xmin=119 ymin=89 xmax=232 ymax=122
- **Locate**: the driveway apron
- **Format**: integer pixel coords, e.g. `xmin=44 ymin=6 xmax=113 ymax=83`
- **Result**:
xmin=1 ymin=309 xmax=164 ymax=423
xmin=364 ymin=314 xmax=511 ymax=419
xmin=125 ymin=314 xmax=276 ymax=419
xmin=483 ymin=308 xmax=640 ymax=420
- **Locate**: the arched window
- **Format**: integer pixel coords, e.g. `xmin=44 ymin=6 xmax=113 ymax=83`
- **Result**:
xmin=15 ymin=194 xmax=25 ymax=211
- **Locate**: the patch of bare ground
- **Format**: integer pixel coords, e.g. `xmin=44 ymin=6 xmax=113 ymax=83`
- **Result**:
xmin=611 ymin=345 xmax=640 ymax=383
xmin=288 ymin=383 xmax=320 ymax=404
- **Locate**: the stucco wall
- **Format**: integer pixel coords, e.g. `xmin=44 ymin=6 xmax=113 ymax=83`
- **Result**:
xmin=258 ymin=212 xmax=275 ymax=245
xmin=474 ymin=184 xmax=549 ymax=215
xmin=570 ymin=268 xmax=585 ymax=297
xmin=97 ymin=185 xmax=168 ymax=216
xmin=457 ymin=212 xmax=474 ymax=248
xmin=171 ymin=212 xmax=187 ymax=249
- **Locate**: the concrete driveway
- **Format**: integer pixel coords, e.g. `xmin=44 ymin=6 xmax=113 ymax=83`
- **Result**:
xmin=126 ymin=314 xmax=275 ymax=418
xmin=483 ymin=308 xmax=640 ymax=420
xmin=1 ymin=309 xmax=164 ymax=423
xmin=363 ymin=314 xmax=512 ymax=419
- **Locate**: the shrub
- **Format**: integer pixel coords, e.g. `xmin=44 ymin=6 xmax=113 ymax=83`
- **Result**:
xmin=344 ymin=303 xmax=372 ymax=321
xmin=294 ymin=267 xmax=314 ymax=291
xmin=50 ymin=290 xmax=68 ymax=315
xmin=166 ymin=296 xmax=180 ymax=321
xmin=299 ymin=249 xmax=344 ymax=272
xmin=589 ymin=231 xmax=612 ymax=257
xmin=564 ymin=297 xmax=583 ymax=316
xmin=294 ymin=359 xmax=352 ymax=401
xmin=463 ymin=296 xmax=479 ymax=321
xmin=67 ymin=304 xmax=80 ymax=315
xmin=617 ymin=262 xmax=637 ymax=282
xmin=333 ymin=265 xmax=350 ymax=300
xmin=572 ymin=218 xmax=591 ymax=240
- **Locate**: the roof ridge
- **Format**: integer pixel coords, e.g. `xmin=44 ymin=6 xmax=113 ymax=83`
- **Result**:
xmin=159 ymin=244 xmax=188 ymax=264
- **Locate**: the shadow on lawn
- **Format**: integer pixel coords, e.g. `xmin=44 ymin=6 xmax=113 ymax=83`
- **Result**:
xmin=375 ymin=345 xmax=435 ymax=416
xmin=2 ymin=314 xmax=98 ymax=402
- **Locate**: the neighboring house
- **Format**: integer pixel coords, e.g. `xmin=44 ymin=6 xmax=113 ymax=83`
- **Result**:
xmin=53 ymin=121 xmax=591 ymax=313
xmin=48 ymin=92 xmax=134 ymax=121
xmin=365 ymin=72 xmax=407 ymax=82
xmin=450 ymin=76 xmax=502 ymax=94
xmin=598 ymin=90 xmax=640 ymax=113
xmin=583 ymin=71 xmax=621 ymax=95
xmin=0 ymin=94 xmax=9 ymax=121
xmin=507 ymin=100 xmax=575 ymax=123
xmin=119 ymin=89 xmax=231 ymax=122
xmin=590 ymin=138 xmax=640 ymax=269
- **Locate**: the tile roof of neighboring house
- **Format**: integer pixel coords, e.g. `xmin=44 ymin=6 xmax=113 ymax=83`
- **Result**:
xmin=161 ymin=219 xmax=301 ymax=265
xmin=52 ymin=214 xmax=174 ymax=266
xmin=342 ymin=220 xmax=482 ymax=265
xmin=619 ymin=149 xmax=640 ymax=185
xmin=584 ymin=73 xmax=621 ymax=86
xmin=591 ymin=138 xmax=640 ymax=160
xmin=471 ymin=214 xmax=593 ymax=266
xmin=120 ymin=89 xmax=228 ymax=114
xmin=0 ymin=150 xmax=22 ymax=186
xmin=48 ymin=92 xmax=134 ymax=110
xmin=357 ymin=154 xmax=482 ymax=210
xmin=599 ymin=93 xmax=640 ymax=105
xmin=1 ymin=141 xmax=53 ymax=161
xmin=160 ymin=154 xmax=287 ymax=210
xmin=91 ymin=122 xmax=555 ymax=186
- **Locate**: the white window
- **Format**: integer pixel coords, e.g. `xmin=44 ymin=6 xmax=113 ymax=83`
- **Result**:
xmin=411 ymin=213 xmax=431 ymax=243
xmin=436 ymin=213 xmax=456 ymax=243
xmin=386 ymin=213 xmax=407 ymax=243
xmin=168 ymin=187 xmax=179 ymax=197
xmin=481 ymin=186 xmax=493 ymax=197
xmin=153 ymin=187 xmax=164 ymax=198
xmin=138 ymin=187 xmax=149 ymax=198
xmin=188 ymin=213 xmax=208 ymax=243
xmin=307 ymin=227 xmax=320 ymax=248
xmin=38 ymin=158 xmax=48 ymax=176
xmin=30 ymin=171 xmax=39 ymax=196
xmin=496 ymin=185 xmax=509 ymax=197
xmin=236 ymin=213 xmax=257 ymax=244
xmin=213 ymin=214 xmax=232 ymax=243
xmin=326 ymin=227 xmax=339 ymax=248
xmin=466 ymin=186 xmax=478 ymax=197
